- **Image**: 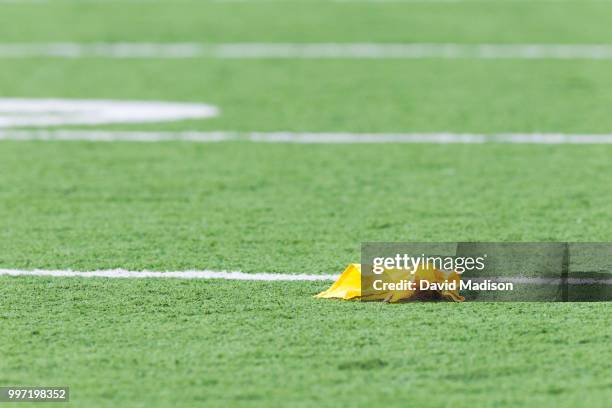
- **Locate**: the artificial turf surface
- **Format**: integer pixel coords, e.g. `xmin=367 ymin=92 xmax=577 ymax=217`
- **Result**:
xmin=2 ymin=141 xmax=611 ymax=406
xmin=4 ymin=59 xmax=612 ymax=133
xmin=1 ymin=0 xmax=611 ymax=407
xmin=1 ymin=279 xmax=611 ymax=408
xmin=3 ymin=142 xmax=612 ymax=272
xmin=2 ymin=1 xmax=612 ymax=44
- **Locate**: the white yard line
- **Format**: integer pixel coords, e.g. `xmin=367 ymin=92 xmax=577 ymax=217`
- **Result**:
xmin=1 ymin=268 xmax=610 ymax=284
xmin=468 ymin=276 xmax=612 ymax=285
xmin=4 ymin=43 xmax=612 ymax=59
xmin=0 ymin=130 xmax=238 ymax=142
xmin=213 ymin=43 xmax=612 ymax=60
xmin=4 ymin=130 xmax=612 ymax=144
xmin=1 ymin=0 xmax=610 ymax=4
xmin=331 ymin=0 xmax=612 ymax=2
xmin=0 ymin=268 xmax=339 ymax=281
xmin=0 ymin=99 xmax=218 ymax=128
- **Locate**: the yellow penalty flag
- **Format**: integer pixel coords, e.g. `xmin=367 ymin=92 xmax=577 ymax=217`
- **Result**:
xmin=315 ymin=263 xmax=464 ymax=302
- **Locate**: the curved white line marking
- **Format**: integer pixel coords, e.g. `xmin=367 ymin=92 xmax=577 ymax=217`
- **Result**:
xmin=4 ymin=43 xmax=612 ymax=60
xmin=0 ymin=99 xmax=219 ymax=128
xmin=0 ymin=269 xmax=610 ymax=285
xmin=3 ymin=130 xmax=612 ymax=144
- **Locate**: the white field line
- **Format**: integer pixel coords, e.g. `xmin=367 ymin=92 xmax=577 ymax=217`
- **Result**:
xmin=468 ymin=276 xmax=612 ymax=285
xmin=2 ymin=0 xmax=611 ymax=4
xmin=1 ymin=269 xmax=611 ymax=285
xmin=0 ymin=269 xmax=339 ymax=281
xmin=0 ymin=99 xmax=218 ymax=128
xmin=4 ymin=130 xmax=612 ymax=144
xmin=4 ymin=43 xmax=612 ymax=59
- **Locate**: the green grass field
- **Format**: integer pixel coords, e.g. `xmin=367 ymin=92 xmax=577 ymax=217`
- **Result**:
xmin=2 ymin=279 xmax=610 ymax=407
xmin=1 ymin=1 xmax=611 ymax=407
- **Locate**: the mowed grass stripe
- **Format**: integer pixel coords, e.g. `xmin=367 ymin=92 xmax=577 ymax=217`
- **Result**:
xmin=2 ymin=1 xmax=612 ymax=43
xmin=1 ymin=278 xmax=610 ymax=407
xmin=2 ymin=142 xmax=612 ymax=273
xmin=2 ymin=59 xmax=612 ymax=133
